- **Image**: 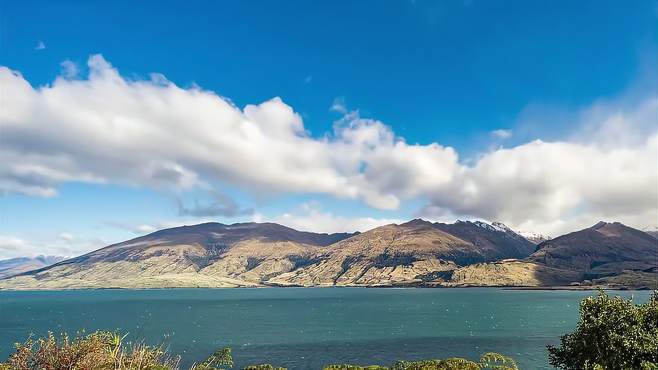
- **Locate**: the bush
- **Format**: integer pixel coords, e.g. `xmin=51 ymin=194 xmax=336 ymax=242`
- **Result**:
xmin=242 ymin=365 xmax=286 ymax=370
xmin=193 ymin=347 xmax=233 ymax=370
xmin=547 ymin=290 xmax=658 ymax=369
xmin=323 ymin=353 xmax=517 ymax=370
xmin=2 ymin=331 xmax=178 ymax=370
xmin=0 ymin=331 xmax=514 ymax=370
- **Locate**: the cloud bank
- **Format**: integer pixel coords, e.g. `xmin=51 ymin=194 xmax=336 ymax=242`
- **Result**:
xmin=1 ymin=55 xmax=656 ymax=235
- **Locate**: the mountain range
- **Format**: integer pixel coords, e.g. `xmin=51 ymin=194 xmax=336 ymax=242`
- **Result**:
xmin=0 ymin=220 xmax=655 ymax=290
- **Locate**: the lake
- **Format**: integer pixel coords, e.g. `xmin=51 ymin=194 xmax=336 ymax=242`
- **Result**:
xmin=0 ymin=288 xmax=650 ymax=369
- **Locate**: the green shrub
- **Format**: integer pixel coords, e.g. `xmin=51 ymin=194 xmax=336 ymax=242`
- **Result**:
xmin=548 ymin=290 xmax=658 ymax=370
xmin=242 ymin=365 xmax=286 ymax=370
xmin=323 ymin=353 xmax=517 ymax=370
xmin=193 ymin=347 xmax=233 ymax=370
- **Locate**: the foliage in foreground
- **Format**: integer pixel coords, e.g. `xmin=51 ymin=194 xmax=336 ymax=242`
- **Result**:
xmin=0 ymin=331 xmax=178 ymax=370
xmin=0 ymin=330 xmax=515 ymax=370
xmin=324 ymin=352 xmax=518 ymax=369
xmin=547 ymin=290 xmax=658 ymax=370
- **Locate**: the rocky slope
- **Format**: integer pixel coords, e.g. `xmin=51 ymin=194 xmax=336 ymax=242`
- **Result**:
xmin=0 ymin=222 xmax=353 ymax=289
xmin=0 ymin=220 xmax=655 ymax=289
xmin=268 ymin=219 xmax=538 ymax=287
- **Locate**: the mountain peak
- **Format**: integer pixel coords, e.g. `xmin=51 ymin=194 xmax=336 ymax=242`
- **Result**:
xmin=401 ymin=218 xmax=433 ymax=227
xmin=592 ymin=221 xmax=610 ymax=229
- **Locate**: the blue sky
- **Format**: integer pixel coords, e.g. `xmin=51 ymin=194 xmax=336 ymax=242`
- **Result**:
xmin=1 ymin=0 xmax=657 ymax=258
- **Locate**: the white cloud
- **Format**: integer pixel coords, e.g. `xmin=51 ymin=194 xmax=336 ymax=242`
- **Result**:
xmin=491 ymin=129 xmax=512 ymax=139
xmin=107 ymin=222 xmax=158 ymax=235
xmin=0 ymin=55 xmax=457 ymax=210
xmin=0 ymin=234 xmax=99 ymax=259
xmin=34 ymin=41 xmax=46 ymax=51
xmin=60 ymin=60 xmax=78 ymax=79
xmin=0 ymin=236 xmax=31 ymax=259
xmin=330 ymin=96 xmax=348 ymax=114
xmin=426 ymin=135 xmax=657 ymax=234
xmin=0 ymin=55 xmax=656 ymax=236
xmin=253 ymin=203 xmax=403 ymax=234
xmin=57 ymin=232 xmax=75 ymax=242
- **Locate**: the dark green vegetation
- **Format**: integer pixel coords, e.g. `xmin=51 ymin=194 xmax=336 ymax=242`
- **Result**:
xmin=548 ymin=291 xmax=658 ymax=370
xmin=323 ymin=353 xmax=518 ymax=369
xmin=0 ymin=332 xmax=514 ymax=370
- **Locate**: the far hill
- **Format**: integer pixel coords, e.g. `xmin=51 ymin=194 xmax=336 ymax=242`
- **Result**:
xmin=0 ymin=256 xmax=65 ymax=278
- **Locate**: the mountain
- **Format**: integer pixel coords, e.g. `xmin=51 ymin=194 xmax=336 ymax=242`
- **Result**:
xmin=450 ymin=222 xmax=658 ymax=289
xmin=0 ymin=220 xmax=655 ymax=290
xmin=0 ymin=222 xmax=354 ymax=289
xmin=518 ymin=231 xmax=551 ymax=244
xmin=643 ymin=227 xmax=658 ymax=240
xmin=269 ymin=220 xmax=494 ymax=287
xmin=268 ymin=219 xmax=538 ymax=287
xmin=0 ymin=256 xmax=65 ymax=278
xmin=528 ymin=221 xmax=658 ymax=275
xmin=432 ymin=220 xmax=536 ymax=260
xmin=0 ymin=219 xmax=539 ymax=289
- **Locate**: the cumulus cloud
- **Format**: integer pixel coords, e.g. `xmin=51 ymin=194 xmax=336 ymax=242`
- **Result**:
xmin=0 ymin=55 xmax=457 ymax=210
xmin=0 ymin=55 xmax=656 ymax=235
xmin=34 ymin=41 xmax=46 ymax=51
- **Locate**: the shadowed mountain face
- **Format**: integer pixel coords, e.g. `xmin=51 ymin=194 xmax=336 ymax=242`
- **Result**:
xmin=0 ymin=256 xmax=65 ymax=278
xmin=0 ymin=220 xmax=655 ymax=289
xmin=432 ymin=220 xmax=536 ymax=260
xmin=528 ymin=221 xmax=658 ymax=274
xmin=451 ymin=222 xmax=658 ymax=289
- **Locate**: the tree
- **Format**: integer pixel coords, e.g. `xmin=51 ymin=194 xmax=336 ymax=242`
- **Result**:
xmin=547 ymin=290 xmax=658 ymax=369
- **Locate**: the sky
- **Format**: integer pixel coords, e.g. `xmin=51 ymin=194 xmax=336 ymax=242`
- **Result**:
xmin=0 ymin=0 xmax=657 ymax=259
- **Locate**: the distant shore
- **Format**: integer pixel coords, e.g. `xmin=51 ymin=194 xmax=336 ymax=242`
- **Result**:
xmin=0 ymin=284 xmax=652 ymax=292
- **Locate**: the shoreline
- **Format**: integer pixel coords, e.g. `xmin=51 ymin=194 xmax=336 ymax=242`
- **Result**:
xmin=0 ymin=284 xmax=652 ymax=292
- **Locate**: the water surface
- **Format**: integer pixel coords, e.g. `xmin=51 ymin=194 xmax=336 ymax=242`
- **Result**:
xmin=0 ymin=288 xmax=650 ymax=369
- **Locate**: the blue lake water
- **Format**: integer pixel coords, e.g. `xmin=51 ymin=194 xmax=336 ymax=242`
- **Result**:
xmin=0 ymin=288 xmax=650 ymax=369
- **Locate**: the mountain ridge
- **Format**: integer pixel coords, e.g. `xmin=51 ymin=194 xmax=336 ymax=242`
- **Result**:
xmin=1 ymin=220 xmax=655 ymax=290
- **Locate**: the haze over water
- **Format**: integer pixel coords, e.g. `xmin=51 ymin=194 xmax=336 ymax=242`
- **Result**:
xmin=0 ymin=288 xmax=650 ymax=369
